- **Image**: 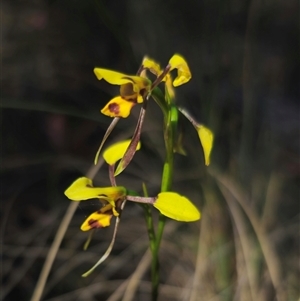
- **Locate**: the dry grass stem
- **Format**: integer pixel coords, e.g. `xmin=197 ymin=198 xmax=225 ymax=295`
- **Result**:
xmin=219 ymin=184 xmax=257 ymax=301
xmin=211 ymin=169 xmax=287 ymax=301
xmin=30 ymin=160 xmax=104 ymax=301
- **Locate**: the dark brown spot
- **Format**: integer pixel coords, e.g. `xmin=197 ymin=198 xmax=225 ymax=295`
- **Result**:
xmin=88 ymin=219 xmax=102 ymax=229
xmin=108 ymin=103 xmax=120 ymax=115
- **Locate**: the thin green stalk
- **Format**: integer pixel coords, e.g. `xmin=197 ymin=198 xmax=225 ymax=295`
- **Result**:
xmin=150 ymin=103 xmax=177 ymax=301
xmin=141 ymin=183 xmax=156 ymax=253
xmin=143 ymin=204 xmax=156 ymax=252
xmin=140 ymin=186 xmax=158 ymax=301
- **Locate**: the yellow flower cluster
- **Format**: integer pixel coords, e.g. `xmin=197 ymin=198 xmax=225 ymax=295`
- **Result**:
xmin=64 ymin=54 xmax=214 ymax=276
xmin=65 ymin=140 xmax=200 ymax=232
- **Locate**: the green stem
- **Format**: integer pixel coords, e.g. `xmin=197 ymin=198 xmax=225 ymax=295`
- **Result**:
xmin=142 ymin=203 xmax=159 ymax=301
xmin=140 ymin=185 xmax=157 ymax=300
xmin=151 ymin=103 xmax=178 ymax=300
xmin=142 ymin=204 xmax=156 ymax=252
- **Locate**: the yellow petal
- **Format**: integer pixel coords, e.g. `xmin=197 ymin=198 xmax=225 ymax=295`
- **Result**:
xmin=80 ymin=209 xmax=112 ymax=231
xmin=64 ymin=177 xmax=126 ymax=201
xmin=81 ymin=203 xmax=124 ymax=277
xmin=94 ymin=68 xmax=151 ymax=97
xmin=94 ymin=68 xmax=136 ymax=86
xmin=168 ymin=54 xmax=191 ymax=86
xmin=197 ymin=125 xmax=214 ymax=166
xmin=101 ymin=96 xmax=135 ymax=118
xmin=154 ymin=192 xmax=200 ymax=222
xmin=178 ymin=108 xmax=214 ymax=166
xmin=103 ymin=139 xmax=141 ymax=165
xmin=142 ymin=56 xmax=162 ymax=76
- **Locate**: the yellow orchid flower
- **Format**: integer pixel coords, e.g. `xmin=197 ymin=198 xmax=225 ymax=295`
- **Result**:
xmin=94 ymin=68 xmax=151 ymax=101
xmin=93 ymin=68 xmax=151 ymax=118
xmin=103 ymin=139 xmax=141 ymax=165
xmin=94 ymin=68 xmax=151 ymax=117
xmin=153 ymin=192 xmax=200 ymax=222
xmin=64 ymin=177 xmax=126 ymax=216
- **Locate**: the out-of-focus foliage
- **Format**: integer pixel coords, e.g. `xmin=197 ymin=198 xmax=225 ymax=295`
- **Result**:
xmin=1 ymin=0 xmax=299 ymax=300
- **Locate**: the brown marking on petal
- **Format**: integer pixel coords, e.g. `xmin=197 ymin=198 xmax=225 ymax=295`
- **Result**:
xmin=108 ymin=103 xmax=120 ymax=115
xmin=120 ymin=83 xmax=136 ymax=99
xmin=88 ymin=219 xmax=102 ymax=229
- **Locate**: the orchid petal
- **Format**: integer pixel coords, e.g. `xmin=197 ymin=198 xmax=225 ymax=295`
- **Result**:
xmin=154 ymin=192 xmax=200 ymax=222
xmin=169 ymin=54 xmax=191 ymax=86
xmin=142 ymin=56 xmax=162 ymax=76
xmin=80 ymin=206 xmax=113 ymax=231
xmin=64 ymin=177 xmax=126 ymax=201
xmin=81 ymin=200 xmax=127 ymax=277
xmin=94 ymin=68 xmax=142 ymax=86
xmin=178 ymin=108 xmax=214 ymax=166
xmin=103 ymin=139 xmax=141 ymax=165
xmin=101 ymin=96 xmax=135 ymax=118
xmin=94 ymin=68 xmax=151 ymax=102
xmin=197 ymin=125 xmax=214 ymax=166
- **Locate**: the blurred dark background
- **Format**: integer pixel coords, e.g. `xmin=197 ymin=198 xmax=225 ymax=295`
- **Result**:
xmin=1 ymin=0 xmax=299 ymax=300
